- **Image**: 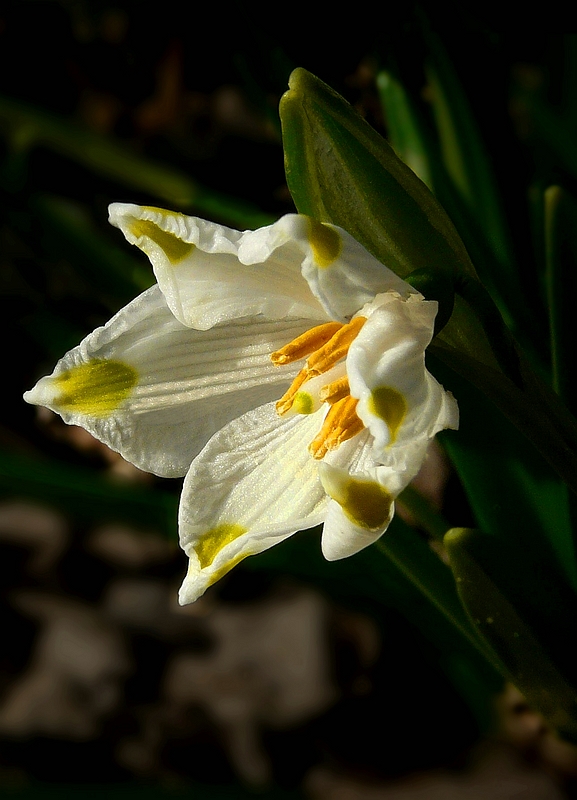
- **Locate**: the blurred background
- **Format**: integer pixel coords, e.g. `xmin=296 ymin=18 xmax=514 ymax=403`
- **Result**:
xmin=2 ymin=3 xmax=577 ymax=797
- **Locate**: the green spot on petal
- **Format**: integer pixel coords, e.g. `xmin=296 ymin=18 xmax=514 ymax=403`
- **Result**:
xmin=54 ymin=360 xmax=138 ymax=417
xmin=195 ymin=523 xmax=248 ymax=569
xmin=368 ymin=385 xmax=407 ymax=445
xmin=292 ymin=391 xmax=315 ymax=414
xmin=329 ymin=476 xmax=393 ymax=530
xmin=307 ymin=218 xmax=341 ymax=268
xmin=130 ymin=213 xmax=195 ymax=264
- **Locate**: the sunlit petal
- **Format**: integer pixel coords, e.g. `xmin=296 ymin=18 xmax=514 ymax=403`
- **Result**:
xmin=178 ymin=403 xmax=329 ymax=603
xmin=238 ymin=214 xmax=413 ymax=322
xmin=348 ymin=292 xmax=458 ymax=470
xmin=26 ymin=203 xmax=460 ymax=604
xmin=319 ymin=433 xmax=406 ymax=560
xmin=25 ymin=287 xmax=314 ymax=477
xmin=109 ymin=204 xmax=328 ymax=329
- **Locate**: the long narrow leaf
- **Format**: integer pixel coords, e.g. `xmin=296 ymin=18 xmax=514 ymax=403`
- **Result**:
xmin=446 ymin=527 xmax=577 ymax=742
xmin=0 ymin=95 xmax=274 ymax=230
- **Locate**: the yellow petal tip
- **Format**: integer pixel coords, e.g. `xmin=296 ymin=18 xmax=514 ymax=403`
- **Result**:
xmin=32 ymin=359 xmax=138 ymax=417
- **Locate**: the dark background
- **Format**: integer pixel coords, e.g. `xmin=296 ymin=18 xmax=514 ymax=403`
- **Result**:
xmin=1 ymin=4 xmax=576 ymax=797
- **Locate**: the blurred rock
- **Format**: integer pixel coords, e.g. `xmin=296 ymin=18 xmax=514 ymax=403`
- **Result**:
xmin=0 ymin=593 xmax=130 ymax=740
xmin=118 ymin=585 xmax=337 ymax=786
xmin=164 ymin=585 xmax=336 ymax=728
xmin=496 ymin=683 xmax=577 ymax=780
xmin=0 ymin=502 xmax=69 ymax=575
xmin=87 ymin=524 xmax=175 ymax=570
xmin=102 ymin=577 xmax=208 ymax=645
xmin=306 ymin=741 xmax=568 ymax=799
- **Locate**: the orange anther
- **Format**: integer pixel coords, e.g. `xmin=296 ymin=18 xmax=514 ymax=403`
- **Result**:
xmin=309 ymin=396 xmax=364 ymax=459
xmin=271 ymin=321 xmax=343 ymax=365
xmin=319 ymin=375 xmax=350 ymax=405
xmin=306 ymin=316 xmax=366 ymax=376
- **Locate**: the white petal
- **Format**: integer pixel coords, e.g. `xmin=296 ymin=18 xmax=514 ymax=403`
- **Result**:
xmin=321 ymin=498 xmax=393 ymax=561
xmin=249 ymin=215 xmax=413 ymax=321
xmin=319 ymin=434 xmax=403 ymax=560
xmin=284 ymin=217 xmax=415 ymax=321
xmin=109 ymin=204 xmax=327 ymax=329
xmin=25 ymin=286 xmax=314 ymax=478
xmin=347 ymin=293 xmax=459 ymax=473
xmin=178 ymin=403 xmax=329 ymax=604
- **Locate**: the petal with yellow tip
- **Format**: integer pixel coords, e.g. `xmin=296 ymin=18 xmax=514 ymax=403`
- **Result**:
xmin=235 ymin=213 xmax=412 ymax=321
xmin=178 ymin=402 xmax=330 ymax=603
xmin=25 ymin=286 xmax=315 ymax=478
xmin=348 ymin=292 xmax=458 ymax=466
xmin=319 ymin=461 xmax=407 ymax=560
xmin=109 ymin=204 xmax=328 ymax=330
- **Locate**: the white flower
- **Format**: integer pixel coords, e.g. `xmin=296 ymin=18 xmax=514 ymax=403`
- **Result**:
xmin=24 ymin=205 xmax=458 ymax=603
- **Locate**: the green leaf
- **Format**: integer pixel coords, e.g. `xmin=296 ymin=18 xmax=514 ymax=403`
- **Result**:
xmin=281 ymin=68 xmax=515 ymax=377
xmin=431 ymin=352 xmax=577 ymax=588
xmin=0 ymin=94 xmax=273 ymax=230
xmin=375 ymin=521 xmax=498 ymax=669
xmin=430 ymin=342 xmax=577 ymax=497
xmin=545 ymin=186 xmax=577 ymax=416
xmin=422 ymin=32 xmax=514 ymax=272
xmin=376 ymin=70 xmax=434 ymax=189
xmin=377 ymin=63 xmax=541 ymax=355
xmin=281 ymin=68 xmax=577 ymax=495
xmin=0 ymin=450 xmax=177 ymax=532
xmin=445 ymin=527 xmax=577 ymax=742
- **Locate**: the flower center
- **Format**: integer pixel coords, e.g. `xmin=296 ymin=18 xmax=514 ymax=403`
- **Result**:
xmin=271 ymin=317 xmax=367 ymax=459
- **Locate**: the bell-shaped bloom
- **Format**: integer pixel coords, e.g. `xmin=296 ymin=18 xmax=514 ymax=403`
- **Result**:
xmin=24 ymin=205 xmax=458 ymax=603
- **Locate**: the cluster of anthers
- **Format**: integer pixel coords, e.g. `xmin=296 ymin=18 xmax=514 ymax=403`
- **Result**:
xmin=272 ymin=317 xmax=367 ymax=458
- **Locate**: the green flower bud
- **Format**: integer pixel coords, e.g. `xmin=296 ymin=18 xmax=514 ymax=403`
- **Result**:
xmin=280 ymin=68 xmax=475 ymax=281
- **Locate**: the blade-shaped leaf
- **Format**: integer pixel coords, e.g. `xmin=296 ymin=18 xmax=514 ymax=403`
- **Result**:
xmin=446 ymin=527 xmax=577 ymax=742
xmin=545 ymin=186 xmax=577 ymax=416
xmin=376 ymin=70 xmax=434 ymax=189
xmin=0 ymin=94 xmax=274 ymax=230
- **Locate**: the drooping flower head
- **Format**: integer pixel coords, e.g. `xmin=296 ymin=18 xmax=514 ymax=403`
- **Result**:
xmin=25 ymin=206 xmax=458 ymax=603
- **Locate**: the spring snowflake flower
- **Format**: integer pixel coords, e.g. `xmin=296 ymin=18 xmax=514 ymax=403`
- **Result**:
xmin=24 ymin=205 xmax=458 ymax=603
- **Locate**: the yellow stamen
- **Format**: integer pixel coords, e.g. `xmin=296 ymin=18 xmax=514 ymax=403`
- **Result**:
xmin=272 ymin=315 xmax=367 ymax=450
xmin=306 ymin=316 xmax=367 ymax=376
xmin=319 ymin=375 xmax=350 ymax=405
xmin=271 ymin=321 xmax=343 ymax=365
xmin=275 ymin=368 xmax=309 ymax=415
xmin=309 ymin=396 xmax=364 ymax=460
